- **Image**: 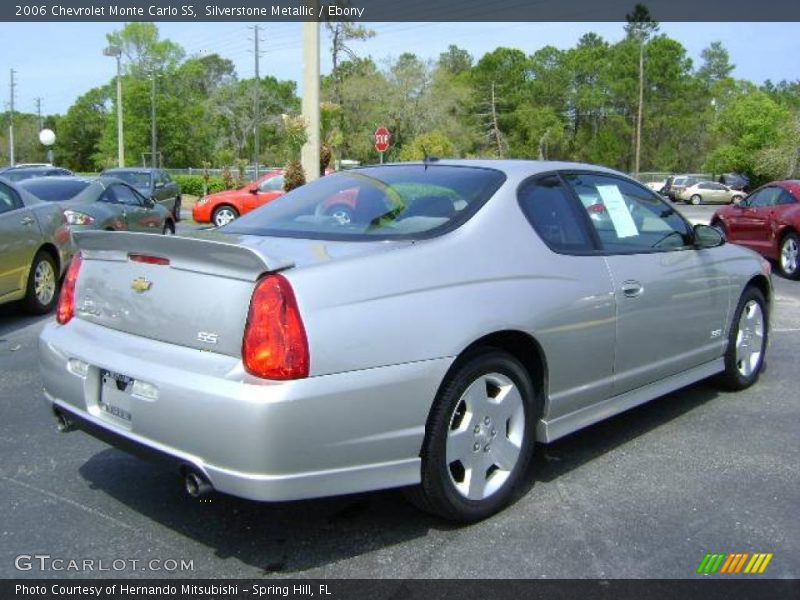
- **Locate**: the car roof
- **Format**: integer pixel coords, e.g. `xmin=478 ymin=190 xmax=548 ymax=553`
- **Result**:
xmin=18 ymin=175 xmax=94 ymax=185
xmin=353 ymin=159 xmax=628 ymax=182
xmin=102 ymin=168 xmax=157 ymax=174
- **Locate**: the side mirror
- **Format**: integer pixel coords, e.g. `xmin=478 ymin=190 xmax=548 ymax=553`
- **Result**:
xmin=693 ymin=224 xmax=724 ymax=248
xmin=154 ymin=181 xmax=164 ymax=189
xmin=145 ymin=197 xmax=156 ymax=208
xmin=248 ymin=185 xmax=259 ymax=194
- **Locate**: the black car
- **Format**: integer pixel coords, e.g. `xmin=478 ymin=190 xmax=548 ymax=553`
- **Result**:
xmin=100 ymin=168 xmax=182 ymax=221
xmin=0 ymin=165 xmax=74 ymax=183
xmin=718 ymin=173 xmax=750 ymax=192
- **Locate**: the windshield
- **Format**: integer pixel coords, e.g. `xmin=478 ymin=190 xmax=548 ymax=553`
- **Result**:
xmin=106 ymin=171 xmax=151 ymax=189
xmin=20 ymin=179 xmax=91 ymax=201
xmin=221 ymin=165 xmax=506 ymax=241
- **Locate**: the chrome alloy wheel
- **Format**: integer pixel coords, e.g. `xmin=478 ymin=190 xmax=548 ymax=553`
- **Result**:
xmin=446 ymin=372 xmax=525 ymax=501
xmin=780 ymin=236 xmax=798 ymax=276
xmin=34 ymin=259 xmax=56 ymax=306
xmin=735 ymin=299 xmax=765 ymax=378
xmin=213 ymin=208 xmax=237 ymax=227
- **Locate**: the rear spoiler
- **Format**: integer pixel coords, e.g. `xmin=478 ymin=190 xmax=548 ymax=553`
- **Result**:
xmin=73 ymin=231 xmax=294 ymax=281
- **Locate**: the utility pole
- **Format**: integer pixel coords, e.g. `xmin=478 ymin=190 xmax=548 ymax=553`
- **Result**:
xmin=35 ymin=97 xmax=43 ymax=130
xmin=301 ymin=21 xmax=320 ymax=182
xmin=104 ymin=46 xmax=124 ymax=167
xmin=8 ymin=69 xmax=16 ymax=166
xmin=150 ymin=72 xmax=157 ymax=168
xmin=249 ymin=25 xmax=264 ymax=179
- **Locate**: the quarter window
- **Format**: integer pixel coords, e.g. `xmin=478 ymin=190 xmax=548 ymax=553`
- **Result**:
xmin=563 ymin=173 xmax=692 ymax=253
xmin=0 ymin=182 xmax=21 ymax=214
xmin=517 ymin=175 xmax=594 ymax=253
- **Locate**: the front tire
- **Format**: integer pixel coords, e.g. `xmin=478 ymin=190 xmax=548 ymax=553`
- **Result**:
xmin=690 ymin=194 xmax=702 ymax=205
xmin=162 ymin=220 xmax=175 ymax=235
xmin=23 ymin=251 xmax=58 ymax=314
xmin=212 ymin=205 xmax=239 ymax=227
xmin=715 ymin=287 xmax=768 ymax=391
xmin=778 ymin=232 xmax=800 ymax=279
xmin=173 ymin=195 xmax=182 ymax=222
xmin=407 ymin=350 xmax=539 ymax=522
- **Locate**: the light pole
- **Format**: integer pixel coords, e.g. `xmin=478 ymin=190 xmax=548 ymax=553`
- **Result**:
xmin=103 ymin=46 xmax=124 ymax=167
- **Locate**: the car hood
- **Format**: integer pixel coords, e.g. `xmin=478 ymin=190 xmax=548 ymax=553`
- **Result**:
xmin=204 ymin=187 xmax=253 ymax=201
xmin=185 ymin=229 xmax=414 ymax=269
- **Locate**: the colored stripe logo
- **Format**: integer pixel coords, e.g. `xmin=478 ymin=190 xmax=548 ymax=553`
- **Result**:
xmin=697 ymin=552 xmax=773 ymax=574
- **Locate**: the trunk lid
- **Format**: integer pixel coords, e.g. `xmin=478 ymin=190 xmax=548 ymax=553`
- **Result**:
xmin=71 ymin=230 xmax=410 ymax=357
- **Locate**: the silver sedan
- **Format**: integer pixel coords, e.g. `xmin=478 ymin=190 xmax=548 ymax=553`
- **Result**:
xmin=39 ymin=160 xmax=771 ymax=522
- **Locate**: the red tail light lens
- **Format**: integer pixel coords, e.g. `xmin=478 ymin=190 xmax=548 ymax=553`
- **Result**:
xmin=242 ymin=274 xmax=309 ymax=380
xmin=129 ymin=254 xmax=170 ymax=265
xmin=56 ymin=254 xmax=83 ymax=325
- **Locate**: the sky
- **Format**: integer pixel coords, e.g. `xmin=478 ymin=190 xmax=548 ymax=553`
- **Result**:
xmin=1 ymin=21 xmax=798 ymax=117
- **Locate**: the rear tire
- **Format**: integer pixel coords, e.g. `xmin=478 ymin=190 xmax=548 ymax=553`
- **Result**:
xmin=778 ymin=232 xmax=800 ymax=279
xmin=162 ymin=220 xmax=175 ymax=235
xmin=173 ymin=195 xmax=182 ymax=222
xmin=406 ymin=349 xmax=539 ymax=522
xmin=715 ymin=287 xmax=768 ymax=391
xmin=23 ymin=251 xmax=58 ymax=315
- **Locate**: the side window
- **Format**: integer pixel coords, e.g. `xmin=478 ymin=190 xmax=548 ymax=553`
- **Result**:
xmin=698 ymin=182 xmax=711 ymax=190
xmin=98 ymin=188 xmax=117 ymax=204
xmin=0 ymin=182 xmax=22 ymax=214
xmin=748 ymin=188 xmax=778 ymax=207
xmin=517 ymin=175 xmax=594 ymax=253
xmin=160 ymin=170 xmax=172 ymax=184
xmin=563 ymin=173 xmax=692 ymax=253
xmin=778 ymin=190 xmax=798 ymax=205
xmin=112 ymin=185 xmax=143 ymax=206
xmin=258 ymin=176 xmax=285 ymax=192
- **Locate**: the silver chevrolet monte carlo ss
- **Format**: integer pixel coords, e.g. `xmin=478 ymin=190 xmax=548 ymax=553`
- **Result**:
xmin=39 ymin=161 xmax=771 ymax=522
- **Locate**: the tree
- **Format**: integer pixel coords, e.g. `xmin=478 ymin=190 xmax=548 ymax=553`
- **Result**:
xmin=106 ymin=22 xmax=185 ymax=76
xmin=53 ymin=86 xmax=111 ymax=170
xmin=326 ymin=21 xmax=375 ymax=103
xmin=697 ymin=41 xmax=734 ymax=85
xmin=625 ymin=4 xmax=659 ymax=175
xmin=438 ymin=45 xmax=473 ymax=76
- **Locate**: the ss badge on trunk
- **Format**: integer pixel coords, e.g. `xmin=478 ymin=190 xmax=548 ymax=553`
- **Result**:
xmin=197 ymin=332 xmax=219 ymax=345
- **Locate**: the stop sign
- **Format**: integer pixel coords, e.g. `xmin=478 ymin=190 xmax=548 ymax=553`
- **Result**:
xmin=374 ymin=126 xmax=391 ymax=153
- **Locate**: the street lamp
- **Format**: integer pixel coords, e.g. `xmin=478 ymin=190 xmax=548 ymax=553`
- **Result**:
xmin=103 ymin=46 xmax=124 ymax=167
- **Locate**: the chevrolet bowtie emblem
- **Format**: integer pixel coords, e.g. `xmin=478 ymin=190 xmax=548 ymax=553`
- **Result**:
xmin=131 ymin=277 xmax=153 ymax=294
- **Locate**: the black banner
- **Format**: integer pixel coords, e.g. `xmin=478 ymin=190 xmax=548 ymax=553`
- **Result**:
xmin=4 ymin=579 xmax=800 ymax=600
xmin=3 ymin=0 xmax=800 ymax=22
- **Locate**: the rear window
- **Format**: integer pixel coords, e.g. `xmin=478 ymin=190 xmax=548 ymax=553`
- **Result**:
xmin=222 ymin=165 xmax=506 ymax=240
xmin=106 ymin=171 xmax=151 ymax=189
xmin=20 ymin=179 xmax=91 ymax=201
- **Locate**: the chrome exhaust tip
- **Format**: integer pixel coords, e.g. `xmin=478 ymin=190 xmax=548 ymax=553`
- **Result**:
xmin=54 ymin=409 xmax=76 ymax=433
xmin=184 ymin=470 xmax=213 ymax=498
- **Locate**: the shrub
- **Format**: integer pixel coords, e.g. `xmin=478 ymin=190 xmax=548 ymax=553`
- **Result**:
xmin=173 ymin=175 xmax=227 ymax=197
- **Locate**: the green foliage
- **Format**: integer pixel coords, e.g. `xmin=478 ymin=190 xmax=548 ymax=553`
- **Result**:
xmin=173 ymin=174 xmax=226 ymax=196
xmin=283 ymin=160 xmax=306 ymax=192
xmin=399 ymin=131 xmax=455 ymax=161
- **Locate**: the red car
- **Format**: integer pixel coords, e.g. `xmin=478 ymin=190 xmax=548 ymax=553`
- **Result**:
xmin=711 ymin=180 xmax=800 ymax=278
xmin=192 ymin=170 xmax=286 ymax=227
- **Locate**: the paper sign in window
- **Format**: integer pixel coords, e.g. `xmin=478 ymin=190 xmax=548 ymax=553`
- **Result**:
xmin=596 ymin=185 xmax=638 ymax=238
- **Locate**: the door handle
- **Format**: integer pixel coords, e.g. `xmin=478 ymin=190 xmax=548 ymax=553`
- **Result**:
xmin=621 ymin=280 xmax=644 ymax=298
xmin=20 ymin=216 xmax=35 ymax=226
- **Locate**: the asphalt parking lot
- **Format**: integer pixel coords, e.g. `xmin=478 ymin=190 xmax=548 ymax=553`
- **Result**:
xmin=0 ymin=204 xmax=797 ymax=579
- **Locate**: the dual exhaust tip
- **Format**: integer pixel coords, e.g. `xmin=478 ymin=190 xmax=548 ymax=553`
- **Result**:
xmin=53 ymin=408 xmax=213 ymax=499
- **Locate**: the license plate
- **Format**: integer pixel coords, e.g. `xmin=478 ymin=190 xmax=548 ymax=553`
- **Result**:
xmin=100 ymin=370 xmax=133 ymax=423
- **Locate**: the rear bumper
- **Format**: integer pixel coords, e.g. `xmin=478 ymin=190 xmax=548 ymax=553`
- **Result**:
xmin=39 ymin=319 xmax=452 ymax=502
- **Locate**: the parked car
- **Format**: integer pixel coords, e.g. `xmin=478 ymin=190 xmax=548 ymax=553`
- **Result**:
xmin=19 ymin=175 xmax=94 ymax=203
xmin=678 ymin=181 xmax=744 ymax=205
xmin=47 ymin=177 xmax=176 ymax=235
xmin=663 ymin=174 xmax=708 ymax=202
xmin=645 ymin=180 xmax=667 ymax=194
xmin=0 ymin=165 xmax=73 ymax=183
xmin=101 ymin=168 xmax=182 ymax=221
xmin=41 ymin=160 xmax=771 ymax=522
xmin=192 ymin=170 xmax=286 ymax=226
xmin=719 ymin=173 xmax=750 ymax=192
xmin=0 ymin=176 xmax=73 ymax=313
xmin=711 ymin=180 xmax=800 ymax=278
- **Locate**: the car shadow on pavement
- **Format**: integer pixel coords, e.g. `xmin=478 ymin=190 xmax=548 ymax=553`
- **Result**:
xmin=0 ymin=302 xmax=51 ymax=340
xmin=517 ymin=380 xmax=724 ymax=497
xmin=77 ymin=379 xmax=726 ymax=576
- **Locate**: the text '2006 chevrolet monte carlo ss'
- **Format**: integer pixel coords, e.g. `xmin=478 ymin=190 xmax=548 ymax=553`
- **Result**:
xmin=39 ymin=160 xmax=771 ymax=522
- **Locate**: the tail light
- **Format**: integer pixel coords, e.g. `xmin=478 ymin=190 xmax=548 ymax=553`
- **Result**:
xmin=63 ymin=210 xmax=95 ymax=226
xmin=56 ymin=254 xmax=83 ymax=325
xmin=242 ymin=273 xmax=309 ymax=380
